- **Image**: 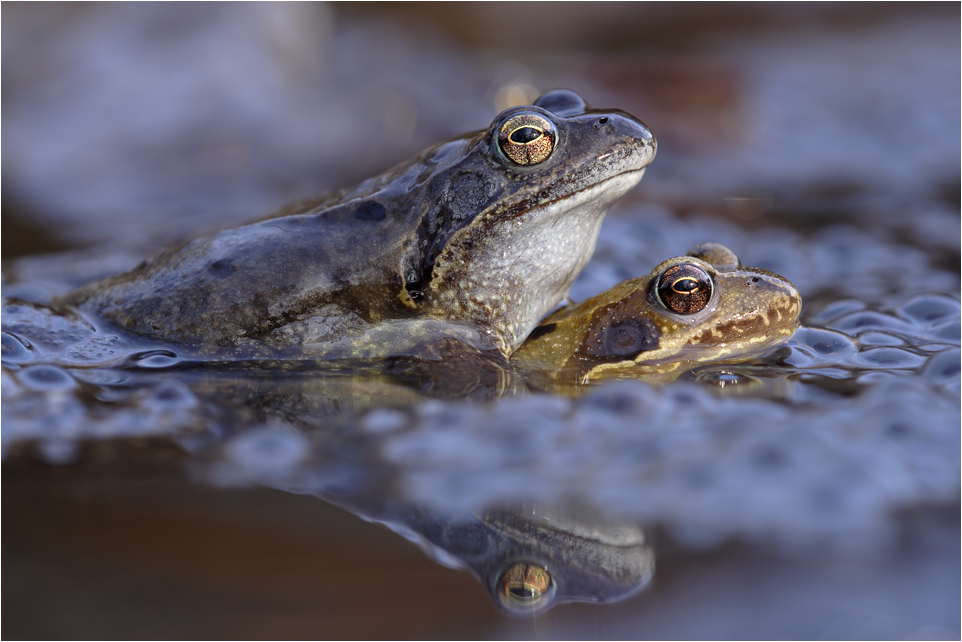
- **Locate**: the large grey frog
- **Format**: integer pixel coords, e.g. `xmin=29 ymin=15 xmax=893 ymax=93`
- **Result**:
xmin=60 ymin=90 xmax=655 ymax=359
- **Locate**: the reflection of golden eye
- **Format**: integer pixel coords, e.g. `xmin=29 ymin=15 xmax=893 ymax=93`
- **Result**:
xmin=655 ymin=264 xmax=713 ymax=315
xmin=495 ymin=562 xmax=556 ymax=614
xmin=497 ymin=113 xmax=557 ymax=166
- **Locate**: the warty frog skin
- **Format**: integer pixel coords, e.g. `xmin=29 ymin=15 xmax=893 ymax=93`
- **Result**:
xmin=60 ymin=90 xmax=656 ymax=359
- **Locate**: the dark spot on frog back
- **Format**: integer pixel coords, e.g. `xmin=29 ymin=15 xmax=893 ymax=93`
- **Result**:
xmin=209 ymin=259 xmax=235 ymax=276
xmin=309 ymin=199 xmax=390 ymax=225
xmin=354 ymin=200 xmax=387 ymax=221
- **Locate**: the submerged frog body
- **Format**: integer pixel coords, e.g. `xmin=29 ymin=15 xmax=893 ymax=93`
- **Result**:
xmin=513 ymin=243 xmax=801 ymax=380
xmin=60 ymin=90 xmax=655 ymax=358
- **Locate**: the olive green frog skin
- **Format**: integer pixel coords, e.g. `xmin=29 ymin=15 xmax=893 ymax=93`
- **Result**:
xmin=513 ymin=243 xmax=801 ymax=380
xmin=60 ymin=90 xmax=656 ymax=358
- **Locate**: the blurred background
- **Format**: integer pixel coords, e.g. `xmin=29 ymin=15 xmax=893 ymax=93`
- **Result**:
xmin=4 ymin=3 xmax=958 ymax=255
xmin=3 ymin=3 xmax=959 ymax=639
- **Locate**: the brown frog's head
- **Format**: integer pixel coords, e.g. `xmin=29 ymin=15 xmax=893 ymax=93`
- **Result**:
xmin=514 ymin=243 xmax=801 ymax=379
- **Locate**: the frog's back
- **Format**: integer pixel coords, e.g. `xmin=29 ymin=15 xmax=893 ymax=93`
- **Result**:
xmin=62 ymin=192 xmax=425 ymax=347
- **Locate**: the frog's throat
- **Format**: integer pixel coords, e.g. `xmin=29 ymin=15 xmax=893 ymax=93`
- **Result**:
xmin=424 ymin=172 xmax=646 ymax=357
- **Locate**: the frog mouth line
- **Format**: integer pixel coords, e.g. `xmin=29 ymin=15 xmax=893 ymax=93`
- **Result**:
xmin=533 ymin=166 xmax=649 ymax=218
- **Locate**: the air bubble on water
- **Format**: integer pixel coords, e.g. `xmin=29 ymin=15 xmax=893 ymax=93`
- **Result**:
xmin=695 ymin=370 xmax=756 ymax=388
xmin=129 ymin=350 xmax=181 ymax=369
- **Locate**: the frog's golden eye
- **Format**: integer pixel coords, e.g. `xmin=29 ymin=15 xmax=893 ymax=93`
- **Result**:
xmin=497 ymin=113 xmax=558 ymax=166
xmin=495 ymin=562 xmax=556 ymax=614
xmin=656 ymin=264 xmax=713 ymax=315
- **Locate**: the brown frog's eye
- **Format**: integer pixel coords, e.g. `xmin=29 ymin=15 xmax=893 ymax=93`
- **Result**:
xmin=495 ymin=562 xmax=556 ymax=614
xmin=655 ymin=263 xmax=713 ymax=315
xmin=497 ymin=112 xmax=558 ymax=166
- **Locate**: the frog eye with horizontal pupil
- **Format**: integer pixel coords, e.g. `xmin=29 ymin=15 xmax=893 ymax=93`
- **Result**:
xmin=495 ymin=562 xmax=556 ymax=614
xmin=497 ymin=113 xmax=558 ymax=166
xmin=656 ymin=264 xmax=713 ymax=315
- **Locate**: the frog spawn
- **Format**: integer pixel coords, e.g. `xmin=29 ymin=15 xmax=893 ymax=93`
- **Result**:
xmin=2 ymin=260 xmax=958 ymax=593
xmin=786 ymin=293 xmax=961 ymax=387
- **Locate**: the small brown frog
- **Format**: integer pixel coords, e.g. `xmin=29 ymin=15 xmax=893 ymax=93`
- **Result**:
xmin=513 ymin=243 xmax=801 ymax=380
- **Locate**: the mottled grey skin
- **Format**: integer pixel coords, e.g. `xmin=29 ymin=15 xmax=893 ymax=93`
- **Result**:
xmin=61 ymin=90 xmax=655 ymax=357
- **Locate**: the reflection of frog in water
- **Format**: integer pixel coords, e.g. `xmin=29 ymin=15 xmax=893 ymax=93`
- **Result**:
xmin=515 ymin=243 xmax=801 ymax=382
xmin=471 ymin=507 xmax=653 ymax=615
xmin=272 ymin=471 xmax=654 ymax=616
xmin=59 ymin=90 xmax=656 ymax=359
